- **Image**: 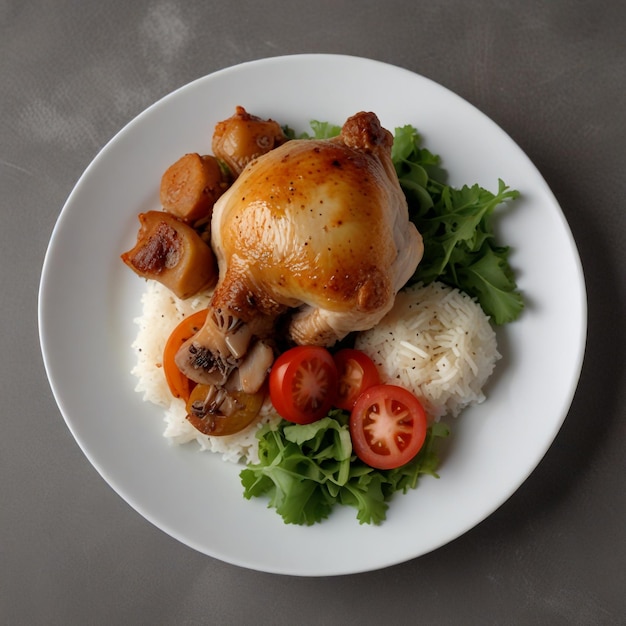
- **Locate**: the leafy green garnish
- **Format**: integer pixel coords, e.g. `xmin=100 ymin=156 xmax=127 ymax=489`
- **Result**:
xmin=240 ymin=412 xmax=448 ymax=525
xmin=284 ymin=120 xmax=342 ymax=140
xmin=392 ymin=124 xmax=523 ymax=324
xmin=304 ymin=120 xmax=343 ymax=139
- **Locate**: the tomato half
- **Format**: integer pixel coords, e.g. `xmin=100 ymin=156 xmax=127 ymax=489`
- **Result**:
xmin=333 ymin=349 xmax=381 ymax=411
xmin=349 ymin=384 xmax=427 ymax=470
xmin=162 ymin=309 xmax=208 ymax=401
xmin=269 ymin=346 xmax=338 ymax=424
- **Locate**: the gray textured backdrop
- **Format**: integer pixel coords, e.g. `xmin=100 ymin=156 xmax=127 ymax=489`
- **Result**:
xmin=2 ymin=1 xmax=625 ymax=624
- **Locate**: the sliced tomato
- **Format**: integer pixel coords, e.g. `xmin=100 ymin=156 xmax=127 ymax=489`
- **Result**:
xmin=349 ymin=384 xmax=427 ymax=470
xmin=162 ymin=309 xmax=208 ymax=401
xmin=185 ymin=384 xmax=264 ymax=436
xmin=333 ymin=349 xmax=381 ymax=411
xmin=269 ymin=346 xmax=338 ymax=424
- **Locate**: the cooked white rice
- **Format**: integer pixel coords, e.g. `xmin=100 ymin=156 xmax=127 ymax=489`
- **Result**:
xmin=355 ymin=281 xmax=500 ymax=420
xmin=132 ymin=279 xmax=499 ymax=463
xmin=131 ymin=281 xmax=280 ymax=464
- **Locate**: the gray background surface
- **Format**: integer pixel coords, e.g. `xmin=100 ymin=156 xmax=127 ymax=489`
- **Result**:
xmin=2 ymin=1 xmax=625 ymax=623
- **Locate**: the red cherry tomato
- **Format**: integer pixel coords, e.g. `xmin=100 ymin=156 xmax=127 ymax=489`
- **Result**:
xmin=162 ymin=309 xmax=208 ymax=401
xmin=269 ymin=346 xmax=338 ymax=424
xmin=333 ymin=349 xmax=381 ymax=411
xmin=349 ymin=384 xmax=427 ymax=470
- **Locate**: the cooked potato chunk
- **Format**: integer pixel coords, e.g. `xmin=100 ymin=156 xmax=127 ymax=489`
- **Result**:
xmin=121 ymin=211 xmax=218 ymax=299
xmin=160 ymin=153 xmax=227 ymax=224
xmin=212 ymin=106 xmax=287 ymax=178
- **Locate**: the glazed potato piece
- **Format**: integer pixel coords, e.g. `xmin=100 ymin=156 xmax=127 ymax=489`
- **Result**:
xmin=160 ymin=153 xmax=227 ymax=224
xmin=121 ymin=211 xmax=218 ymax=299
xmin=212 ymin=106 xmax=288 ymax=178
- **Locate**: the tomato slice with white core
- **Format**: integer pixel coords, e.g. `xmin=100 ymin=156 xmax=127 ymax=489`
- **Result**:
xmin=269 ymin=346 xmax=338 ymax=424
xmin=349 ymin=384 xmax=427 ymax=470
xmin=162 ymin=309 xmax=208 ymax=401
xmin=333 ymin=348 xmax=381 ymax=411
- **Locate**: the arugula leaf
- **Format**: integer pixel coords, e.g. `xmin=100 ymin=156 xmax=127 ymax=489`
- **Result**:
xmin=240 ymin=427 xmax=334 ymax=525
xmin=455 ymin=243 xmax=525 ymax=325
xmin=392 ymin=125 xmax=523 ymax=324
xmin=306 ymin=120 xmax=342 ymax=139
xmin=284 ymin=120 xmax=342 ymax=140
xmin=338 ymin=472 xmax=389 ymax=525
xmin=240 ymin=412 xmax=449 ymax=525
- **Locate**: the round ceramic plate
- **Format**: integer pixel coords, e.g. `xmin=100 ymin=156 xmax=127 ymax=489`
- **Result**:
xmin=39 ymin=54 xmax=586 ymax=576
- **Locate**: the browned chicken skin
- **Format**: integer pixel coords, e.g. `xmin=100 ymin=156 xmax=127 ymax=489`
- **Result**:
xmin=175 ymin=111 xmax=423 ymax=386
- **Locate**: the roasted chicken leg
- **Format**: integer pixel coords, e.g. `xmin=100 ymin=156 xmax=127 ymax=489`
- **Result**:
xmin=176 ymin=111 xmax=423 ymax=385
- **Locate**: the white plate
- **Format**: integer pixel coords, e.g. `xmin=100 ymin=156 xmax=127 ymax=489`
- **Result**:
xmin=38 ymin=54 xmax=586 ymax=576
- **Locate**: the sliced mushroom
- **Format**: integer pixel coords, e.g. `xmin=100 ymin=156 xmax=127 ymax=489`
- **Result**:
xmin=174 ymin=310 xmax=241 ymax=386
xmin=237 ymin=340 xmax=274 ymax=394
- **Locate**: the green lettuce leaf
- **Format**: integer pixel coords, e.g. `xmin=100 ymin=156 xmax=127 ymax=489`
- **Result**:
xmin=391 ymin=125 xmax=524 ymax=324
xmin=240 ymin=412 xmax=449 ymax=525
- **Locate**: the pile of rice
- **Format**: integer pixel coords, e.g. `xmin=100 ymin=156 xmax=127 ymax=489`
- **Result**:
xmin=131 ymin=281 xmax=280 ymax=464
xmin=355 ymin=281 xmax=500 ymax=420
xmin=131 ymin=279 xmax=499 ymax=464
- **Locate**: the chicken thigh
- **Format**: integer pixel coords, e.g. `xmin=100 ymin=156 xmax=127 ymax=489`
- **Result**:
xmin=176 ymin=111 xmax=423 ymax=386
